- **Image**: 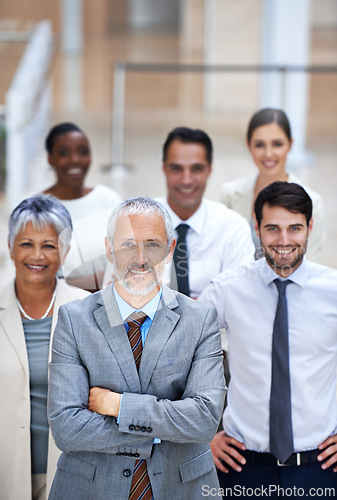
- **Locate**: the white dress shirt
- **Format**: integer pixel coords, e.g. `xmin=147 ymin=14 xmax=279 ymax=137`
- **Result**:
xmin=156 ymin=197 xmax=255 ymax=299
xmin=199 ymin=257 xmax=337 ymax=453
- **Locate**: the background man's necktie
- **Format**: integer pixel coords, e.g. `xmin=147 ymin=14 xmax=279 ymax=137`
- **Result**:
xmin=173 ymin=223 xmax=190 ymax=296
xmin=269 ymin=279 xmax=294 ymax=464
xmin=126 ymin=312 xmax=153 ymax=500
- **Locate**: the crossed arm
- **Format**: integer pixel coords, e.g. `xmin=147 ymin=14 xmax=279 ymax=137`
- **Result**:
xmin=210 ymin=431 xmax=337 ymax=473
xmin=48 ymin=305 xmax=226 ymax=452
xmin=88 ymin=310 xmax=226 ymax=444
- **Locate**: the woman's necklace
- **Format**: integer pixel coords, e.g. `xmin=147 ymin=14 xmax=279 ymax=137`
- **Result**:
xmin=16 ymin=288 xmax=57 ymax=321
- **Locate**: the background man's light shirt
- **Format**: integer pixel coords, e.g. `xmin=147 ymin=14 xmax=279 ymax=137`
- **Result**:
xmin=156 ymin=197 xmax=255 ymax=299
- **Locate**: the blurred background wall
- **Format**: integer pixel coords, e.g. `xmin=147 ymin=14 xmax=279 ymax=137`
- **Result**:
xmin=0 ymin=0 xmax=336 ymax=276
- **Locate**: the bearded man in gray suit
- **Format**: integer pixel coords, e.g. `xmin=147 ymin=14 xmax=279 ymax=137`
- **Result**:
xmin=48 ymin=197 xmax=226 ymax=500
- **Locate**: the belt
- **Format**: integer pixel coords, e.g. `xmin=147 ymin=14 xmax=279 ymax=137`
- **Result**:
xmin=242 ymin=449 xmax=320 ymax=467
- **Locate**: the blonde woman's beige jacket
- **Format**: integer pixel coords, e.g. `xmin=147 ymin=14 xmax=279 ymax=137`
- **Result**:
xmin=220 ymin=172 xmax=325 ymax=263
xmin=0 ymin=278 xmax=89 ymax=500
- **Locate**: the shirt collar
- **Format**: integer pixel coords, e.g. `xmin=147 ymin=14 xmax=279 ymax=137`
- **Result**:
xmin=165 ymin=197 xmax=205 ymax=236
xmin=113 ymin=286 xmax=162 ymax=322
xmin=258 ymin=256 xmax=309 ymax=288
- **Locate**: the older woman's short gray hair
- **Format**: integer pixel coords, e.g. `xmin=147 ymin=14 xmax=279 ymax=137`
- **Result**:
xmin=107 ymin=197 xmax=174 ymax=246
xmin=8 ymin=195 xmax=73 ymax=252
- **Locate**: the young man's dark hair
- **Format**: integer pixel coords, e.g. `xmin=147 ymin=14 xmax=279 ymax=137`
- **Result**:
xmin=254 ymin=181 xmax=313 ymax=228
xmin=162 ymin=126 xmax=213 ymax=164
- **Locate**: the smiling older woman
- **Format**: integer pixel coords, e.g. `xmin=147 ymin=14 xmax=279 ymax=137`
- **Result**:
xmin=0 ymin=195 xmax=89 ymax=500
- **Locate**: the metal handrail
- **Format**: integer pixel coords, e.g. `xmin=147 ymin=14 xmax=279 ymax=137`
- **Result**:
xmin=111 ymin=61 xmax=337 ymax=167
xmin=115 ymin=61 xmax=337 ymax=74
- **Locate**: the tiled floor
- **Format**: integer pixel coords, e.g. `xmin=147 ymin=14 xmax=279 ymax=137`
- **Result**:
xmin=1 ymin=25 xmax=337 ymax=283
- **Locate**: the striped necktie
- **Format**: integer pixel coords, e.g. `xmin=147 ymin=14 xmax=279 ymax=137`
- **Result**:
xmin=126 ymin=312 xmax=153 ymax=500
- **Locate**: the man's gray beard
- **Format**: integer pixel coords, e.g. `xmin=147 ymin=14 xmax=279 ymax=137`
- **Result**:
xmin=112 ymin=261 xmax=164 ymax=296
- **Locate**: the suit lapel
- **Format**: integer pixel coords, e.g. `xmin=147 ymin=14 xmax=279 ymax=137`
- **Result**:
xmin=94 ymin=286 xmax=141 ymax=393
xmin=140 ymin=286 xmax=180 ymax=393
xmin=0 ymin=280 xmax=29 ymax=375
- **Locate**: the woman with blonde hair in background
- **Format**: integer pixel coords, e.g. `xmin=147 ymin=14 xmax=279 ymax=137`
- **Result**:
xmin=221 ymin=108 xmax=325 ymax=261
xmin=0 ymin=195 xmax=89 ymax=500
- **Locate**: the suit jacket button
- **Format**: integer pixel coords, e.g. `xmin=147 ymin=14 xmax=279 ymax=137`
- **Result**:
xmin=146 ymin=427 xmax=152 ymax=433
xmin=134 ymin=453 xmax=140 ymax=457
xmin=135 ymin=425 xmax=140 ymax=431
xmin=123 ymin=469 xmax=131 ymax=477
xmin=141 ymin=426 xmax=147 ymax=432
xmin=116 ymin=452 xmax=122 ymax=456
xmin=128 ymin=453 xmax=134 ymax=457
xmin=129 ymin=424 xmax=135 ymax=431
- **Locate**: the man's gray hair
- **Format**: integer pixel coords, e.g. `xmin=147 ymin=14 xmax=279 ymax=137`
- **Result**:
xmin=8 ymin=194 xmax=73 ymax=251
xmin=107 ymin=197 xmax=174 ymax=246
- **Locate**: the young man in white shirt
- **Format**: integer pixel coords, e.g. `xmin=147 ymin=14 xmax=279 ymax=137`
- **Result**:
xmin=157 ymin=126 xmax=255 ymax=299
xmin=199 ymin=181 xmax=337 ymax=494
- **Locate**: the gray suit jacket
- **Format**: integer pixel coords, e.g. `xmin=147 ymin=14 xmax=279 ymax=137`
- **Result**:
xmin=48 ymin=285 xmax=226 ymax=500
